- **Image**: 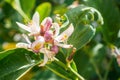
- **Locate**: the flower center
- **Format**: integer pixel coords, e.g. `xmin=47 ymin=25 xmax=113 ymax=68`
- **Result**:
xmin=61 ymin=34 xmax=68 ymax=41
xmin=33 ymin=43 xmax=43 ymax=52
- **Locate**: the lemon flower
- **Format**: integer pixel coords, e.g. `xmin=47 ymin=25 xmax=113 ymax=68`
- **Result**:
xmin=16 ymin=12 xmax=52 ymax=37
xmin=53 ymin=23 xmax=74 ymax=48
xmin=16 ymin=34 xmax=45 ymax=53
xmin=38 ymin=23 xmax=74 ymax=66
xmin=16 ymin=12 xmax=74 ymax=66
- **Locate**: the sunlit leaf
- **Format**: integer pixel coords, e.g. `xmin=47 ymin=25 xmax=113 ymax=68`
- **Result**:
xmin=19 ymin=65 xmax=64 ymax=80
xmin=0 ymin=48 xmax=40 ymax=80
xmin=65 ymin=5 xmax=103 ymax=51
xmin=46 ymin=60 xmax=77 ymax=80
xmin=20 ymin=0 xmax=35 ymax=16
xmin=36 ymin=2 xmax=51 ymax=21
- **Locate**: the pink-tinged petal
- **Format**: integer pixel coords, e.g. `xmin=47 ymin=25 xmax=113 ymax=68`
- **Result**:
xmin=40 ymin=48 xmax=55 ymax=59
xmin=51 ymin=45 xmax=59 ymax=53
xmin=44 ymin=31 xmax=53 ymax=42
xmin=31 ymin=12 xmax=40 ymax=34
xmin=16 ymin=22 xmax=31 ymax=32
xmin=39 ymin=54 xmax=48 ymax=66
xmin=52 ymin=23 xmax=60 ymax=37
xmin=117 ymin=55 xmax=120 ymax=66
xmin=41 ymin=17 xmax=52 ymax=32
xmin=31 ymin=36 xmax=45 ymax=53
xmin=114 ymin=47 xmax=120 ymax=55
xmin=32 ymin=12 xmax=40 ymax=28
xmin=60 ymin=24 xmax=74 ymax=37
xmin=16 ymin=43 xmax=30 ymax=49
xmin=56 ymin=43 xmax=73 ymax=48
xmin=28 ymin=22 xmax=40 ymax=36
xmin=22 ymin=34 xmax=31 ymax=44
xmin=40 ymin=48 xmax=46 ymax=54
xmin=55 ymin=24 xmax=74 ymax=42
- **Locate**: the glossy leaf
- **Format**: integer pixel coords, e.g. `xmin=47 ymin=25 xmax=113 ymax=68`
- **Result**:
xmin=65 ymin=5 xmax=103 ymax=51
xmin=0 ymin=48 xmax=40 ymax=80
xmin=46 ymin=60 xmax=78 ymax=80
xmin=36 ymin=2 xmax=51 ymax=21
xmin=46 ymin=5 xmax=103 ymax=80
xmin=83 ymin=0 xmax=120 ymax=43
xmin=20 ymin=0 xmax=35 ymax=16
xmin=19 ymin=65 xmax=64 ymax=80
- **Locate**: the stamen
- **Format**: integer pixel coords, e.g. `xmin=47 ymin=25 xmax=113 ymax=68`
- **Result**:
xmin=28 ymin=20 xmax=33 ymax=26
xmin=33 ymin=43 xmax=42 ymax=50
xmin=61 ymin=34 xmax=68 ymax=41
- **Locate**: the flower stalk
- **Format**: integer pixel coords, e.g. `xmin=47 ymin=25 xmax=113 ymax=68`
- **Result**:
xmin=53 ymin=58 xmax=85 ymax=80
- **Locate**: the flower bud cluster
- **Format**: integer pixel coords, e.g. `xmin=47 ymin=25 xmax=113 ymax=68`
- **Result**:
xmin=16 ymin=12 xmax=74 ymax=66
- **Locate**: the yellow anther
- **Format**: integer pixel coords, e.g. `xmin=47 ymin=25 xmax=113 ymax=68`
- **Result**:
xmin=28 ymin=20 xmax=33 ymax=26
xmin=34 ymin=43 xmax=42 ymax=50
xmin=61 ymin=34 xmax=68 ymax=41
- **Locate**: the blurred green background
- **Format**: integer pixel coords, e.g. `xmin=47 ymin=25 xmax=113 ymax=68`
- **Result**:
xmin=0 ymin=0 xmax=120 ymax=80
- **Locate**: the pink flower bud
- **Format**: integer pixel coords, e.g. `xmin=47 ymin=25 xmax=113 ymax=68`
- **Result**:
xmin=44 ymin=31 xmax=53 ymax=43
xmin=51 ymin=45 xmax=59 ymax=54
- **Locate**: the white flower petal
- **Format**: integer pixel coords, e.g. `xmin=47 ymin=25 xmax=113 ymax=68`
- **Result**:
xmin=22 ymin=34 xmax=31 ymax=44
xmin=31 ymin=12 xmax=40 ymax=34
xmin=32 ymin=12 xmax=40 ymax=27
xmin=55 ymin=24 xmax=74 ymax=42
xmin=31 ymin=36 xmax=45 ymax=52
xmin=16 ymin=22 xmax=31 ymax=32
xmin=39 ymin=54 xmax=48 ymax=66
xmin=28 ymin=23 xmax=40 ymax=35
xmin=52 ymin=23 xmax=60 ymax=37
xmin=16 ymin=43 xmax=30 ymax=49
xmin=40 ymin=48 xmax=55 ymax=59
xmin=56 ymin=43 xmax=73 ymax=48
xmin=40 ymin=48 xmax=46 ymax=53
xmin=61 ymin=24 xmax=74 ymax=37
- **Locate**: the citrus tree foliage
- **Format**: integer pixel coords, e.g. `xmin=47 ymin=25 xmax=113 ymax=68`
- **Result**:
xmin=0 ymin=0 xmax=120 ymax=80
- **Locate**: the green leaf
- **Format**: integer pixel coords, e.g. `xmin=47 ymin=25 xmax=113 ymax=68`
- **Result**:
xmin=36 ymin=2 xmax=51 ymax=21
xmin=46 ymin=5 xmax=103 ymax=80
xmin=53 ymin=4 xmax=68 ymax=15
xmin=69 ymin=24 xmax=95 ymax=50
xmin=0 ymin=49 xmax=14 ymax=60
xmin=20 ymin=0 xmax=35 ymax=17
xmin=74 ymin=44 xmax=107 ymax=79
xmin=46 ymin=60 xmax=77 ymax=80
xmin=0 ymin=48 xmax=40 ymax=80
xmin=5 ymin=0 xmax=35 ymax=16
xmin=5 ymin=0 xmax=30 ymax=21
xmin=19 ymin=65 xmax=64 ymax=80
xmin=83 ymin=0 xmax=120 ymax=43
xmin=73 ymin=49 xmax=95 ymax=79
xmin=65 ymin=5 xmax=103 ymax=51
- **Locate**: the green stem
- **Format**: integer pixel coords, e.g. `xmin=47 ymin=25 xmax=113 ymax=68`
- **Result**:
xmin=54 ymin=58 xmax=67 ymax=69
xmin=54 ymin=58 xmax=85 ymax=80
xmin=68 ymin=65 xmax=85 ymax=80
xmin=103 ymin=58 xmax=113 ymax=80
xmin=91 ymin=59 xmax=103 ymax=80
xmin=46 ymin=65 xmax=71 ymax=80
